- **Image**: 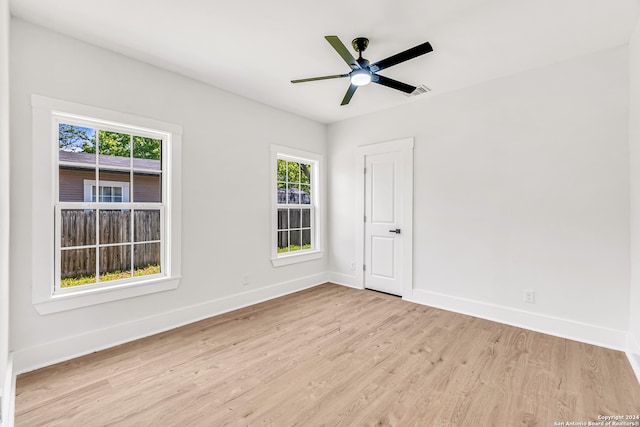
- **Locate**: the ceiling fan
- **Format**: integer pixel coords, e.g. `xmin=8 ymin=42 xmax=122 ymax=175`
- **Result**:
xmin=291 ymin=36 xmax=433 ymax=105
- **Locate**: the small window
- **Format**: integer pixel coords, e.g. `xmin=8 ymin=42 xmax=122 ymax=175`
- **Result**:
xmin=271 ymin=145 xmax=322 ymax=266
xmin=84 ymin=180 xmax=130 ymax=202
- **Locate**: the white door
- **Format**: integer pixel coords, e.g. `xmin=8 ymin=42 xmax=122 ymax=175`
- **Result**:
xmin=364 ymin=151 xmax=403 ymax=296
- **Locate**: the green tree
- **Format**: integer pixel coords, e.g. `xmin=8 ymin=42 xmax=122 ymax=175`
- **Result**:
xmin=132 ymin=136 xmax=161 ymax=160
xmin=58 ymin=124 xmax=95 ymax=152
xmin=60 ymin=125 xmax=161 ymax=160
xmin=89 ymin=130 xmax=131 ymax=157
xmin=276 ymin=160 xmax=311 ymax=184
xmin=78 ymin=129 xmax=161 ymax=160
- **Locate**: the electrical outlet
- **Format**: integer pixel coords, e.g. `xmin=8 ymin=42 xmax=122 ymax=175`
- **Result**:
xmin=242 ymin=275 xmax=249 ymax=286
xmin=524 ymin=290 xmax=535 ymax=304
xmin=350 ymin=261 xmax=356 ymax=271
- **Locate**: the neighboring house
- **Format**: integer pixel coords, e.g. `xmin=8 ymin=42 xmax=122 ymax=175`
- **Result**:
xmin=277 ymin=186 xmax=310 ymax=204
xmin=59 ymin=151 xmax=161 ymax=203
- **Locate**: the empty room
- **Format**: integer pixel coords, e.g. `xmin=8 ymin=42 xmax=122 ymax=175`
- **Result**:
xmin=1 ymin=0 xmax=640 ymax=425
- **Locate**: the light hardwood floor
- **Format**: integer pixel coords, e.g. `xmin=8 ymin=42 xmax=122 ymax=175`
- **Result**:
xmin=15 ymin=284 xmax=640 ymax=426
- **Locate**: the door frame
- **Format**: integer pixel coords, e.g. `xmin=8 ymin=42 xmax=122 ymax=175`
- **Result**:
xmin=355 ymin=138 xmax=414 ymax=299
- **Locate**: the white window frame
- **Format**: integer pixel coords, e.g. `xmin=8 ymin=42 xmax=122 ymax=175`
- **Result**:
xmin=270 ymin=144 xmax=323 ymax=267
xmin=31 ymin=95 xmax=183 ymax=314
xmin=83 ymin=179 xmax=130 ymax=203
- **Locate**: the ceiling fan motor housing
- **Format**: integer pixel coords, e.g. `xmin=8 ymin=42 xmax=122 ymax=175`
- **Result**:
xmin=352 ymin=37 xmax=369 ymax=54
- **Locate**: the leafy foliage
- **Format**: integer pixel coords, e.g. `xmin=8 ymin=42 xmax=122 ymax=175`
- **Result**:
xmin=277 ymin=159 xmax=311 ymax=184
xmin=58 ymin=124 xmax=95 ymax=152
xmin=58 ymin=124 xmax=161 ymax=160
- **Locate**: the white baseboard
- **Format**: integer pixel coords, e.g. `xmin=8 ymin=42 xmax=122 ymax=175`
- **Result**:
xmin=627 ymin=333 xmax=640 ymax=384
xmin=407 ymin=289 xmax=628 ymax=352
xmin=1 ymin=353 xmax=14 ymax=427
xmin=13 ymin=273 xmax=328 ymax=375
xmin=328 ymin=272 xmax=363 ymax=289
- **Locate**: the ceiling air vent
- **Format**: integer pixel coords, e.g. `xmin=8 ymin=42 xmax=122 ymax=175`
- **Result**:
xmin=407 ymin=85 xmax=431 ymax=97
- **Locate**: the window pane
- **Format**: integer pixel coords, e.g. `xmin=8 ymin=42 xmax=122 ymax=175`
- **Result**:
xmin=99 ymin=245 xmax=132 ymax=282
xmin=289 ymin=209 xmax=301 ymax=229
xmin=301 ymin=209 xmax=311 ymax=228
xmin=287 ymin=184 xmax=300 ymax=204
xmin=300 ymin=185 xmax=311 ymax=204
xmin=277 ymin=183 xmax=286 ymax=204
xmin=134 ymin=243 xmax=161 ymax=277
xmin=98 ymin=130 xmax=131 ymax=166
xmin=277 ymin=231 xmax=288 ymax=253
xmin=61 ymin=209 xmax=96 ymax=247
xmin=60 ymin=247 xmax=96 ymax=288
xmin=133 ymin=173 xmax=161 ymax=203
xmin=99 ymin=210 xmax=131 ymax=244
xmin=302 ymin=229 xmax=311 ymax=249
xmin=289 ymin=230 xmax=301 ymax=251
xmin=59 ymin=124 xmax=96 ymax=156
xmin=277 ymin=159 xmax=287 ymax=182
xmin=59 ymin=168 xmax=96 ymax=202
xmin=59 ymin=124 xmax=97 ymax=202
xmin=133 ymin=136 xmax=162 ymax=204
xmin=134 ymin=210 xmax=161 ymax=242
xmin=133 ymin=136 xmax=161 ymax=161
xmin=300 ymin=163 xmax=311 ymax=185
xmin=277 ymin=209 xmax=288 ymax=230
xmin=288 ymin=162 xmax=300 ymax=183
xmin=99 ymin=186 xmax=112 ymax=202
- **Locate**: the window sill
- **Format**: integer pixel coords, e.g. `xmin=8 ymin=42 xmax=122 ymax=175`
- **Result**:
xmin=271 ymin=251 xmax=323 ymax=267
xmin=34 ymin=276 xmax=182 ymax=315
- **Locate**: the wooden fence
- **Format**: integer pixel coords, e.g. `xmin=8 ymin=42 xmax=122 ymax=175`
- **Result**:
xmin=60 ymin=210 xmax=160 ymax=278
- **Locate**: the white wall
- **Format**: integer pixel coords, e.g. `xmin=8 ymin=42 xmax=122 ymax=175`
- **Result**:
xmin=0 ymin=0 xmax=9 ymax=417
xmin=628 ymin=16 xmax=640 ymax=375
xmin=9 ymin=19 xmax=327 ymax=372
xmin=328 ymin=47 xmax=630 ymax=346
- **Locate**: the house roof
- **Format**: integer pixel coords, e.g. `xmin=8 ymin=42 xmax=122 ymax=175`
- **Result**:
xmin=59 ymin=150 xmax=161 ymax=171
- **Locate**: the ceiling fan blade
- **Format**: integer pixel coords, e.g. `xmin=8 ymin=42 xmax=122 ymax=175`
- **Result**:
xmin=325 ymin=36 xmax=361 ymax=70
xmin=341 ymin=84 xmax=358 ymax=105
xmin=371 ymin=74 xmax=416 ymax=94
xmin=370 ymin=41 xmax=433 ymax=73
xmin=291 ymin=74 xmax=349 ymax=83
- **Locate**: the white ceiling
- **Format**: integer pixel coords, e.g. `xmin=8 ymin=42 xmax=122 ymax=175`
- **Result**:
xmin=9 ymin=0 xmax=640 ymax=124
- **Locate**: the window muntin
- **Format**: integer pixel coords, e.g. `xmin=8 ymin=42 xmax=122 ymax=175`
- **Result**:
xmin=56 ymin=119 xmax=165 ymax=292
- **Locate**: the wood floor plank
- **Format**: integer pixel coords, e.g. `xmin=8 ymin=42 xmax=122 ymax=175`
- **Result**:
xmin=15 ymin=283 xmax=640 ymax=426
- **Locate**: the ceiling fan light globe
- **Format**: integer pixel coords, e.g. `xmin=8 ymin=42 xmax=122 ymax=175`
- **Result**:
xmin=350 ymin=70 xmax=372 ymax=86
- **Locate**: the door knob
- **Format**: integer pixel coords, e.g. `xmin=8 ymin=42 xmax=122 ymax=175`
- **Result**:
xmin=389 ymin=228 xmax=401 ymax=234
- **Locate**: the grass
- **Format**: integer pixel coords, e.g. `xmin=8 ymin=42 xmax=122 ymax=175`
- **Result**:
xmin=61 ymin=264 xmax=161 ymax=288
xmin=277 ymin=244 xmax=312 ymax=253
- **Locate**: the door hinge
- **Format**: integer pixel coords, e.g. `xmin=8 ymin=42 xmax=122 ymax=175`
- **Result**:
xmin=364 ymin=167 xmax=366 ymax=174
xmin=364 ymin=215 xmax=366 ymax=222
xmin=363 ymin=264 xmax=366 ymax=271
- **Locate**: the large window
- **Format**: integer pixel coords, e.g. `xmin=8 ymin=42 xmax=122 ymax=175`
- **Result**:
xmin=271 ymin=145 xmax=322 ymax=266
xmin=56 ymin=122 xmax=164 ymax=290
xmin=32 ymin=95 xmax=182 ymax=314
